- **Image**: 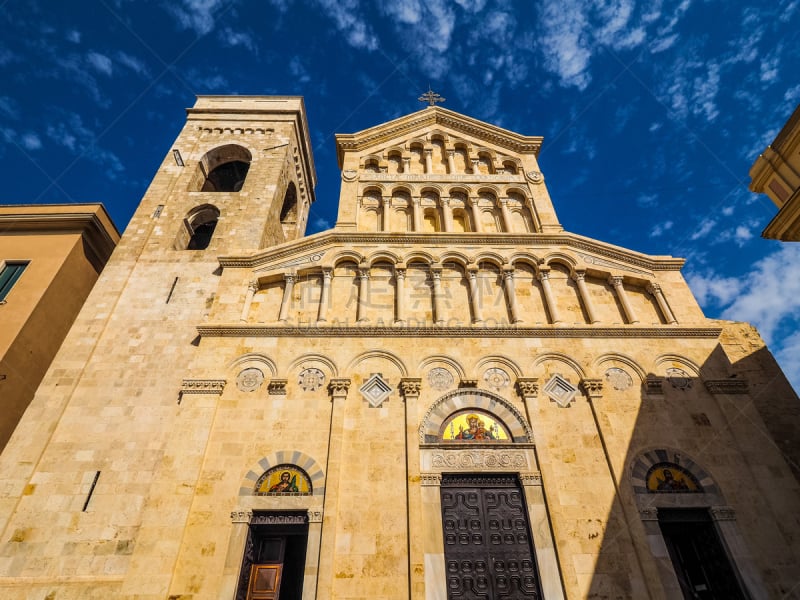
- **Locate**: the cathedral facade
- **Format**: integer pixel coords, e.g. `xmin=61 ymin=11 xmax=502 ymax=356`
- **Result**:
xmin=1 ymin=96 xmax=799 ymax=599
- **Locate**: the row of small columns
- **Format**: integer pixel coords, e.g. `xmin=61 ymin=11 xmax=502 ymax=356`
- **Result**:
xmin=376 ymin=148 xmax=513 ymax=175
xmin=244 ymin=267 xmax=677 ymax=325
xmin=373 ymin=194 xmax=533 ymax=233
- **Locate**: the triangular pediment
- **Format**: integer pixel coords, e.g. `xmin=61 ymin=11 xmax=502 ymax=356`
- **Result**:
xmin=335 ymin=106 xmax=542 ymax=167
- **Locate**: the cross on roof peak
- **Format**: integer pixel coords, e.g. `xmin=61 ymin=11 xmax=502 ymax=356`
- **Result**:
xmin=418 ymin=86 xmax=445 ymax=107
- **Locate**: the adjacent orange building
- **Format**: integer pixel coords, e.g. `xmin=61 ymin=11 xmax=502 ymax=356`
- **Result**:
xmin=0 ymin=204 xmax=118 ymax=449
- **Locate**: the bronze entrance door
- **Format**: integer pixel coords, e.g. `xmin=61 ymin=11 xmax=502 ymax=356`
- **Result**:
xmin=440 ymin=474 xmax=542 ymax=599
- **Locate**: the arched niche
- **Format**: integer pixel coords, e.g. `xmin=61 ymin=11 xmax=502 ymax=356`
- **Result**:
xmin=175 ymin=203 xmax=220 ymax=250
xmin=195 ymin=144 xmax=252 ymax=192
xmin=419 ymin=388 xmax=532 ymax=444
xmin=240 ymin=451 xmax=325 ymax=497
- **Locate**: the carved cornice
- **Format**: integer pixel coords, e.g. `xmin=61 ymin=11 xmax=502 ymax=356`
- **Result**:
xmin=420 ymin=473 xmax=442 ymax=486
xmin=180 ymin=379 xmax=226 ymax=394
xmin=645 ymin=376 xmax=664 ymax=396
xmin=459 ymin=379 xmax=478 ymax=388
xmin=197 ymin=324 xmax=723 ymax=339
xmin=307 ymin=510 xmax=323 ymax=523
xmin=217 ymin=230 xmax=684 ymax=273
xmin=709 ymin=506 xmax=736 ymax=521
xmin=519 ymin=472 xmax=543 ymax=486
xmin=230 ymin=509 xmax=253 ymax=523
xmin=703 ymin=379 xmax=749 ymax=395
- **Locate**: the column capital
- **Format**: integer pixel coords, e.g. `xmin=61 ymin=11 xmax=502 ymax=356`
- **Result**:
xmin=321 ymin=267 xmax=333 ymax=279
xmin=248 ymin=280 xmax=259 ymax=292
xmin=537 ymin=269 xmax=550 ymax=282
xmin=571 ymin=270 xmax=586 ymax=282
xmin=502 ymin=269 xmax=515 ymax=282
xmin=328 ymin=378 xmax=351 ymax=399
xmin=424 ymin=148 xmax=433 ymax=156
xmin=439 ymin=197 xmax=451 ymax=207
xmin=581 ymin=378 xmax=604 ymax=399
xmin=608 ymin=275 xmax=624 ymax=287
xmin=231 ymin=509 xmax=253 ymax=523
xmin=399 ymin=377 xmax=422 ymax=399
xmin=515 ymin=377 xmax=539 ymax=399
xmin=284 ymin=272 xmax=295 ymax=283
xmin=646 ymin=283 xmax=661 ymax=295
xmin=446 ymin=148 xmax=455 ymax=157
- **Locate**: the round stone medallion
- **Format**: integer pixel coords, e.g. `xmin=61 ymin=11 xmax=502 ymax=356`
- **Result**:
xmin=483 ymin=367 xmax=510 ymax=390
xmin=298 ymin=368 xmax=325 ymax=392
xmin=666 ymin=367 xmax=692 ymax=390
xmin=605 ymin=367 xmax=633 ymax=391
xmin=237 ymin=368 xmax=264 ymax=392
xmin=428 ymin=367 xmax=454 ymax=391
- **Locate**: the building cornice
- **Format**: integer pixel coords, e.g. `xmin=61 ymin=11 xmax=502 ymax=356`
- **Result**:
xmin=217 ymin=230 xmax=684 ymax=272
xmin=196 ymin=324 xmax=722 ymax=339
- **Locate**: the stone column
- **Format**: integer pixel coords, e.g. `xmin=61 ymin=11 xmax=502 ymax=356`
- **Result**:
xmin=440 ymin=197 xmax=453 ymax=232
xmin=219 ymin=510 xmax=253 ymax=598
xmin=317 ymin=268 xmax=332 ymax=322
xmin=431 ymin=265 xmax=445 ymax=325
xmin=647 ymin=283 xmax=677 ymax=324
xmin=446 ymin=148 xmax=456 ymax=174
xmin=357 ymin=265 xmax=370 ymax=322
xmin=411 ymin=197 xmax=422 ymax=232
xmin=469 ymin=197 xmax=483 ymax=233
xmin=400 ymin=378 xmax=424 ymax=598
xmin=538 ymin=268 xmax=561 ymax=324
xmin=525 ymin=198 xmax=540 ymax=232
xmin=502 ymin=267 xmax=522 ymax=323
xmin=609 ymin=276 xmax=639 ymax=324
xmin=240 ymin=280 xmax=258 ymax=322
xmin=498 ymin=198 xmax=512 ymax=233
xmin=278 ymin=273 xmax=295 ymax=322
xmin=381 ymin=196 xmax=391 ymax=232
xmin=317 ymin=378 xmax=351 ymax=599
xmin=470 ymin=157 xmax=480 ymax=174
xmin=424 ymin=148 xmax=433 ymax=173
xmin=402 ymin=157 xmax=411 ymax=173
xmin=394 ymin=266 xmax=406 ymax=324
xmin=467 ymin=265 xmax=483 ymax=323
xmin=572 ymin=270 xmax=599 ymax=324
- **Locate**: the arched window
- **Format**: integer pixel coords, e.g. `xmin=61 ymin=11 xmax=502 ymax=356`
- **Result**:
xmin=280 ymin=182 xmax=298 ymax=226
xmin=176 ymin=204 xmax=220 ymax=250
xmin=195 ymin=144 xmax=252 ymax=192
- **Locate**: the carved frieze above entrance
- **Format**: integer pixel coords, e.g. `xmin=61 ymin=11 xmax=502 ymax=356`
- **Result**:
xmin=429 ymin=449 xmax=528 ymax=470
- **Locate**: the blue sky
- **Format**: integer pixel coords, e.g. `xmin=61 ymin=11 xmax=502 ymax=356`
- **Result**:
xmin=2 ymin=1 xmax=799 ymax=388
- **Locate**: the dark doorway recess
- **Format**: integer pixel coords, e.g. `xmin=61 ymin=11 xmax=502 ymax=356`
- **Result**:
xmin=440 ymin=473 xmax=543 ymax=599
xmin=658 ymin=508 xmax=747 ymax=600
xmin=236 ymin=511 xmax=308 ymax=600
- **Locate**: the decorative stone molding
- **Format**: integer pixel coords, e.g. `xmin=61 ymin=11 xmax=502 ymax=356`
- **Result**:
xmin=341 ymin=169 xmax=358 ymax=181
xmin=666 ymin=368 xmax=693 ymax=390
xmin=645 ymin=376 xmax=664 ymax=396
xmin=515 ymin=378 xmax=539 ymax=399
xmin=359 ymin=373 xmax=393 ymax=408
xmin=251 ymin=513 xmax=307 ymax=526
xmin=180 ymin=379 xmax=226 ymax=395
xmin=483 ymin=367 xmax=510 ymax=390
xmin=525 ymin=170 xmax=544 ymax=183
xmin=542 ymin=374 xmax=578 ymax=408
xmin=420 ymin=473 xmax=443 ymax=486
xmin=459 ymin=379 xmax=478 ymax=388
xmin=581 ymin=378 xmax=604 ymax=399
xmin=431 ymin=450 xmax=527 ymax=470
xmin=236 ymin=368 xmax=265 ymax=392
xmin=710 ymin=506 xmax=736 ymax=521
xmin=328 ymin=378 xmax=351 ymax=399
xmin=399 ymin=377 xmax=422 ymax=398
xmin=704 ymin=379 xmax=749 ymax=395
xmin=231 ymin=509 xmax=253 ymax=523
xmin=307 ymin=510 xmax=324 ymax=523
xmin=267 ymin=379 xmax=288 ymax=395
xmin=298 ymin=368 xmax=325 ymax=392
xmin=519 ymin=472 xmax=542 ymax=486
xmin=605 ymin=367 xmax=633 ymax=391
xmin=271 ymin=251 xmax=325 ymax=272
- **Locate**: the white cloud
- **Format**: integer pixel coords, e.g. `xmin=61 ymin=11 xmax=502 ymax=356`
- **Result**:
xmin=313 ymin=217 xmax=331 ymax=231
xmin=760 ymin=54 xmax=780 ymax=83
xmin=690 ymin=217 xmax=716 ymax=240
xmin=775 ymin=331 xmax=800 ymax=393
xmin=45 ymin=112 xmax=124 ymax=176
xmin=219 ymin=27 xmax=257 ymax=53
xmin=116 ymin=52 xmax=150 ymax=77
xmin=733 ymin=225 xmax=753 ymax=245
xmin=289 ymin=57 xmax=311 ymax=84
xmin=21 ymin=133 xmax=41 ymax=150
xmin=66 ymin=30 xmax=81 ymax=43
xmin=538 ymin=0 xmax=592 ymax=90
xmin=315 ymin=0 xmax=378 ymax=51
xmin=650 ymin=220 xmax=673 ymax=237
xmin=685 ymin=272 xmax=743 ymax=307
xmin=87 ymin=51 xmax=113 ymax=76
xmin=692 ymin=61 xmax=720 ymax=121
xmin=168 ymin=0 xmax=227 ymax=35
xmin=784 ymin=84 xmax=800 ymax=106
xmin=0 ymin=97 xmax=18 ymax=119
